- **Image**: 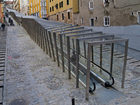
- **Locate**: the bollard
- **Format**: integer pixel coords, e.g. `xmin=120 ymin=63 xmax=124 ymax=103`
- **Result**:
xmin=72 ymin=98 xmax=75 ymax=105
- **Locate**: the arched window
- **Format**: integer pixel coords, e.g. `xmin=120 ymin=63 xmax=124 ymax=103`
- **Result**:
xmin=89 ymin=0 xmax=94 ymax=10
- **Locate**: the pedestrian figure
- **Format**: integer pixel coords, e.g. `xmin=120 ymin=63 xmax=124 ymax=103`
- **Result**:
xmin=1 ymin=23 xmax=5 ymax=31
xmin=10 ymin=19 xmax=14 ymax=26
xmin=8 ymin=17 xmax=11 ymax=23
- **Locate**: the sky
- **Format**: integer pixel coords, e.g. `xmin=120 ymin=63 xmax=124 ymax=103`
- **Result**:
xmin=4 ymin=0 xmax=14 ymax=1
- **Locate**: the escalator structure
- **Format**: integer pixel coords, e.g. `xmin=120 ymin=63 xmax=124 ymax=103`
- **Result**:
xmin=9 ymin=10 xmax=129 ymax=100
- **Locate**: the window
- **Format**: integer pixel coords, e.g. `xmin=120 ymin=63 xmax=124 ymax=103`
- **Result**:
xmin=62 ymin=13 xmax=64 ymax=20
xmin=67 ymin=0 xmax=69 ymax=5
xmin=68 ymin=12 xmax=70 ymax=19
xmin=55 ymin=3 xmax=58 ymax=9
xmin=57 ymin=15 xmax=59 ymax=21
xmin=52 ymin=6 xmax=54 ymax=11
xmin=90 ymin=18 xmax=94 ymax=26
xmin=59 ymin=1 xmax=63 ymax=8
xmin=89 ymin=0 xmax=94 ymax=10
xmin=50 ymin=7 xmax=51 ymax=12
xmin=50 ymin=0 xmax=51 ymax=2
xmin=104 ymin=16 xmax=110 ymax=26
xmin=44 ymin=2 xmax=46 ymax=6
xmin=138 ymin=12 xmax=140 ymax=24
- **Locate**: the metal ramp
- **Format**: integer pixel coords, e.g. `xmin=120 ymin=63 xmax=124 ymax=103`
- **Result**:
xmin=10 ymin=13 xmax=129 ymax=100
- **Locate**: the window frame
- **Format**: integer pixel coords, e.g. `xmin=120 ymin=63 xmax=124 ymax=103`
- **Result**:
xmin=104 ymin=16 xmax=110 ymax=26
xmin=81 ymin=17 xmax=84 ymax=24
xmin=89 ymin=0 xmax=94 ymax=10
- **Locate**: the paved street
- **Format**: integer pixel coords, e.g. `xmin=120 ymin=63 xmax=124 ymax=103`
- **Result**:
xmin=1 ymin=20 xmax=140 ymax=105
xmin=3 ymin=22 xmax=88 ymax=105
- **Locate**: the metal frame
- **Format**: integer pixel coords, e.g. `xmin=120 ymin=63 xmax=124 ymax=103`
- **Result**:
xmin=19 ymin=16 xmax=129 ymax=101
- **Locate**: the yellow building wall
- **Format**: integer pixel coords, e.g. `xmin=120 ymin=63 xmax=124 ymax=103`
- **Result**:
xmin=48 ymin=0 xmax=73 ymax=16
xmin=28 ymin=0 xmax=79 ymax=19
xmin=29 ymin=0 xmax=42 ymax=18
xmin=0 ymin=3 xmax=4 ymax=23
xmin=73 ymin=0 xmax=79 ymax=13
xmin=47 ymin=0 xmax=79 ymax=16
xmin=46 ymin=0 xmax=49 ymax=17
xmin=39 ymin=0 xmax=41 ymax=18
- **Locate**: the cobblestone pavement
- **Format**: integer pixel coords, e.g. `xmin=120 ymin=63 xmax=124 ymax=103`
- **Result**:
xmin=3 ymin=22 xmax=140 ymax=105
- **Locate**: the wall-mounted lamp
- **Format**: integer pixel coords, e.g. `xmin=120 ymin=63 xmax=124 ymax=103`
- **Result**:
xmin=130 ymin=12 xmax=134 ymax=16
xmin=95 ymin=17 xmax=97 ymax=21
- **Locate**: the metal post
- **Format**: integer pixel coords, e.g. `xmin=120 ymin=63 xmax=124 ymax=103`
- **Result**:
xmin=100 ymin=44 xmax=103 ymax=73
xmin=84 ymin=41 xmax=86 ymax=58
xmin=86 ymin=44 xmax=91 ymax=100
xmin=121 ymin=40 xmax=128 ymax=88
xmin=110 ymin=43 xmax=114 ymax=75
xmin=40 ymin=28 xmax=43 ymax=49
xmin=42 ymin=28 xmax=45 ymax=51
xmin=67 ymin=36 xmax=71 ymax=79
xmin=76 ymin=39 xmax=80 ymax=88
xmin=60 ymin=34 xmax=65 ymax=72
xmin=91 ymin=46 xmax=94 ymax=67
xmin=49 ymin=31 xmax=55 ymax=61
xmin=43 ymin=28 xmax=47 ymax=53
xmin=46 ymin=31 xmax=52 ymax=58
xmin=53 ymin=32 xmax=60 ymax=66
xmin=72 ymin=39 xmax=75 ymax=51
xmin=41 ymin=28 xmax=44 ymax=50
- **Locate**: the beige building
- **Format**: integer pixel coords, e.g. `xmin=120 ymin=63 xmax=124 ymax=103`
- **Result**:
xmin=73 ymin=0 xmax=140 ymax=26
xmin=20 ymin=0 xmax=29 ymax=15
xmin=13 ymin=0 xmax=20 ymax=12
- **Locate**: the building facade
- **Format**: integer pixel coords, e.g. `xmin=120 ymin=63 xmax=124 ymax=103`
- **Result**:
xmin=73 ymin=0 xmax=140 ymax=26
xmin=13 ymin=0 xmax=20 ymax=12
xmin=20 ymin=0 xmax=29 ymax=15
xmin=28 ymin=0 xmax=47 ymax=18
xmin=41 ymin=0 xmax=47 ymax=19
xmin=47 ymin=0 xmax=79 ymax=24
xmin=0 ymin=2 xmax=4 ymax=23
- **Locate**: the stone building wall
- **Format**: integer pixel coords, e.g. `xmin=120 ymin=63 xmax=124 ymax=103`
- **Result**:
xmin=49 ymin=8 xmax=73 ymax=24
xmin=73 ymin=0 xmax=140 ymax=26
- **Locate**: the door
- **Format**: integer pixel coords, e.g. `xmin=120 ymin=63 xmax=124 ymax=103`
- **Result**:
xmin=90 ymin=18 xmax=94 ymax=26
xmin=138 ymin=12 xmax=140 ymax=24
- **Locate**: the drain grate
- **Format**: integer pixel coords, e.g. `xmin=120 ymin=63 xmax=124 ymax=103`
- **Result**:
xmin=46 ymin=76 xmax=63 ymax=90
xmin=9 ymin=99 xmax=26 ymax=105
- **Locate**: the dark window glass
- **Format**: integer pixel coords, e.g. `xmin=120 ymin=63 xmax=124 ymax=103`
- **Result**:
xmin=62 ymin=1 xmax=63 ymax=7
xmin=67 ymin=0 xmax=69 ymax=5
xmin=62 ymin=13 xmax=64 ymax=20
xmin=57 ymin=15 xmax=59 ymax=21
xmin=55 ymin=4 xmax=58 ymax=9
xmin=59 ymin=1 xmax=63 ymax=8
xmin=68 ymin=12 xmax=70 ymax=19
xmin=50 ymin=7 xmax=51 ymax=12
